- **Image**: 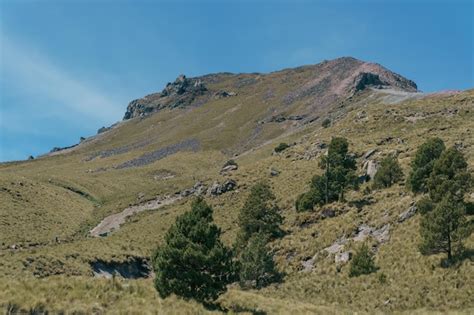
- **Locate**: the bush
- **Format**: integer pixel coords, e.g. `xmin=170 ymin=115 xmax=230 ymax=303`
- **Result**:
xmin=322 ymin=118 xmax=331 ymax=128
xmin=236 ymin=183 xmax=283 ymax=249
xmin=274 ymin=143 xmax=290 ymax=153
xmin=152 ymin=198 xmax=234 ymax=303
xmin=372 ymin=156 xmax=403 ymax=189
xmin=349 ymin=243 xmax=377 ymax=277
xmin=295 ymin=191 xmax=316 ymax=212
xmin=238 ymin=233 xmax=280 ymax=289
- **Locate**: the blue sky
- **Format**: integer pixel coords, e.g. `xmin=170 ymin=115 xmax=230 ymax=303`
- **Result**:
xmin=0 ymin=0 xmax=472 ymax=162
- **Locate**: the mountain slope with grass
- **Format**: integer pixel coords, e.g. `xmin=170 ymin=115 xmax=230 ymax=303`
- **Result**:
xmin=0 ymin=57 xmax=473 ymax=314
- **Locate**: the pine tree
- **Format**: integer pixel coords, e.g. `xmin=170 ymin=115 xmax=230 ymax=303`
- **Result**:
xmin=407 ymin=137 xmax=445 ymax=193
xmin=420 ymin=197 xmax=470 ymax=260
xmin=349 ymin=243 xmax=377 ymax=277
xmin=238 ymin=233 xmax=280 ymax=289
xmin=419 ymin=147 xmax=472 ymax=261
xmin=152 ymin=198 xmax=234 ymax=303
xmin=236 ymin=182 xmax=283 ymax=248
xmin=372 ymin=156 xmax=404 ymax=189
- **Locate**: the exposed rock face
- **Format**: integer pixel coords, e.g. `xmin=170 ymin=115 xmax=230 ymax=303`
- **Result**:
xmin=91 ymin=257 xmax=152 ymax=279
xmin=123 ymin=75 xmax=208 ymax=120
xmin=363 ymin=160 xmax=378 ymax=180
xmin=208 ymin=179 xmax=237 ymax=196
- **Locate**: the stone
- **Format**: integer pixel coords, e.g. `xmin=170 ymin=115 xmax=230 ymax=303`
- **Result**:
xmin=208 ymin=179 xmax=237 ymax=196
xmin=335 ymin=251 xmax=352 ymax=264
xmin=398 ymin=205 xmax=417 ymax=222
xmin=301 ymin=257 xmax=315 ymax=272
xmin=221 ymin=164 xmax=238 ymax=173
xmin=372 ymin=224 xmax=390 ymax=243
xmin=193 ymin=181 xmax=207 ymax=196
xmin=363 ymin=160 xmax=378 ymax=180
xmin=363 ymin=148 xmax=377 ymax=160
xmin=270 ymin=168 xmax=280 ymax=176
xmin=321 ymin=208 xmax=336 ymax=218
xmin=324 ymin=240 xmax=346 ymax=254
xmin=353 ymin=225 xmax=373 ymax=242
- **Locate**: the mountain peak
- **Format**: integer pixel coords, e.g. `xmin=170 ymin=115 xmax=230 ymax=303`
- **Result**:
xmin=122 ymin=57 xmax=417 ymax=120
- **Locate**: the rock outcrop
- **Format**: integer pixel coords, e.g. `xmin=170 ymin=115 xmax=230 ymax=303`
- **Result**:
xmin=123 ymin=75 xmax=208 ymax=120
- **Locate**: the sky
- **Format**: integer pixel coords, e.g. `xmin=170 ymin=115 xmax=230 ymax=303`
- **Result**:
xmin=0 ymin=0 xmax=472 ymax=162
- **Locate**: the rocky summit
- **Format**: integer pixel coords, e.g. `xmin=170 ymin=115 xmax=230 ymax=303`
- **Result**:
xmin=0 ymin=56 xmax=472 ymax=314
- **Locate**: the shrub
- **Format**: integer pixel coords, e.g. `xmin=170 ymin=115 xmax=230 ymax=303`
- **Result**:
xmin=407 ymin=137 xmax=445 ymax=193
xmin=274 ymin=143 xmax=290 ymax=153
xmin=349 ymin=243 xmax=377 ymax=277
xmin=152 ymin=198 xmax=234 ymax=303
xmin=322 ymin=118 xmax=331 ymax=128
xmin=236 ymin=183 xmax=283 ymax=249
xmin=372 ymin=156 xmax=403 ymax=189
xmin=295 ymin=191 xmax=316 ymax=212
xmin=238 ymin=233 xmax=280 ymax=289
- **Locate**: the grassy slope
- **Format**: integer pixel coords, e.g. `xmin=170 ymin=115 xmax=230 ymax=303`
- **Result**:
xmin=0 ymin=87 xmax=473 ymax=313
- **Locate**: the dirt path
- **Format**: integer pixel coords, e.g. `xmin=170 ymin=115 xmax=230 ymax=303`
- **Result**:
xmin=90 ymin=195 xmax=182 ymax=237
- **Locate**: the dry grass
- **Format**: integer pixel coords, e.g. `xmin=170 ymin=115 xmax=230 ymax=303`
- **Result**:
xmin=0 ymin=88 xmax=473 ymax=313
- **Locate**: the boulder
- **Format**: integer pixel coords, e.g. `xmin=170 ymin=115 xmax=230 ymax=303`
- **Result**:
xmin=335 ymin=251 xmax=352 ymax=264
xmin=363 ymin=160 xmax=378 ymax=180
xmin=353 ymin=224 xmax=373 ymax=242
xmin=372 ymin=224 xmax=390 ymax=243
xmin=208 ymin=179 xmax=237 ymax=196
xmin=221 ymin=164 xmax=238 ymax=173
xmin=398 ymin=205 xmax=417 ymax=222
xmin=321 ymin=208 xmax=336 ymax=218
xmin=270 ymin=168 xmax=280 ymax=176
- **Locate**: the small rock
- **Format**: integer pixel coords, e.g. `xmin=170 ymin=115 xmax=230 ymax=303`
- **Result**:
xmin=321 ymin=208 xmax=336 ymax=218
xmin=335 ymin=251 xmax=352 ymax=264
xmin=398 ymin=205 xmax=417 ymax=222
xmin=372 ymin=224 xmax=390 ymax=243
xmin=363 ymin=149 xmax=377 ymax=160
xmin=270 ymin=168 xmax=280 ymax=176
xmin=221 ymin=164 xmax=238 ymax=173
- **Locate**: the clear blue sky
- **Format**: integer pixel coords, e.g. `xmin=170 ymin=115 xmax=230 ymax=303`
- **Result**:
xmin=0 ymin=0 xmax=472 ymax=162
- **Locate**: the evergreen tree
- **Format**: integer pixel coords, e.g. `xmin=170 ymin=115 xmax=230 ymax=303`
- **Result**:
xmin=372 ymin=156 xmax=404 ymax=189
xmin=152 ymin=198 xmax=234 ymax=303
xmin=407 ymin=137 xmax=445 ymax=193
xmin=349 ymin=243 xmax=377 ymax=277
xmin=319 ymin=137 xmax=358 ymax=202
xmin=238 ymin=233 xmax=280 ymax=289
xmin=419 ymin=147 xmax=472 ymax=261
xmin=427 ymin=147 xmax=471 ymax=203
xmin=236 ymin=183 xmax=283 ymax=248
xmin=420 ymin=197 xmax=470 ymax=260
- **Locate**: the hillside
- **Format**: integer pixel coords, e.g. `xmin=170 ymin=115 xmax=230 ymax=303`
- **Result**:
xmin=0 ymin=57 xmax=473 ymax=314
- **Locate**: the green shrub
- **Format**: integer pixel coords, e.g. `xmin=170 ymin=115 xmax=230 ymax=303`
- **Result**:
xmin=372 ymin=156 xmax=403 ymax=189
xmin=152 ymin=198 xmax=234 ymax=303
xmin=274 ymin=143 xmax=290 ymax=153
xmin=238 ymin=233 xmax=280 ymax=289
xmin=322 ymin=118 xmax=331 ymax=128
xmin=295 ymin=191 xmax=316 ymax=212
xmin=349 ymin=243 xmax=377 ymax=277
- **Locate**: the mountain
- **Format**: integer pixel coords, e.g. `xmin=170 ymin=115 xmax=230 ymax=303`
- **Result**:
xmin=0 ymin=57 xmax=472 ymax=314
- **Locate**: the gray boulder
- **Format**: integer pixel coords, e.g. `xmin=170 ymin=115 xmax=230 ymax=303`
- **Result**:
xmin=398 ymin=204 xmax=417 ymax=222
xmin=335 ymin=251 xmax=352 ymax=264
